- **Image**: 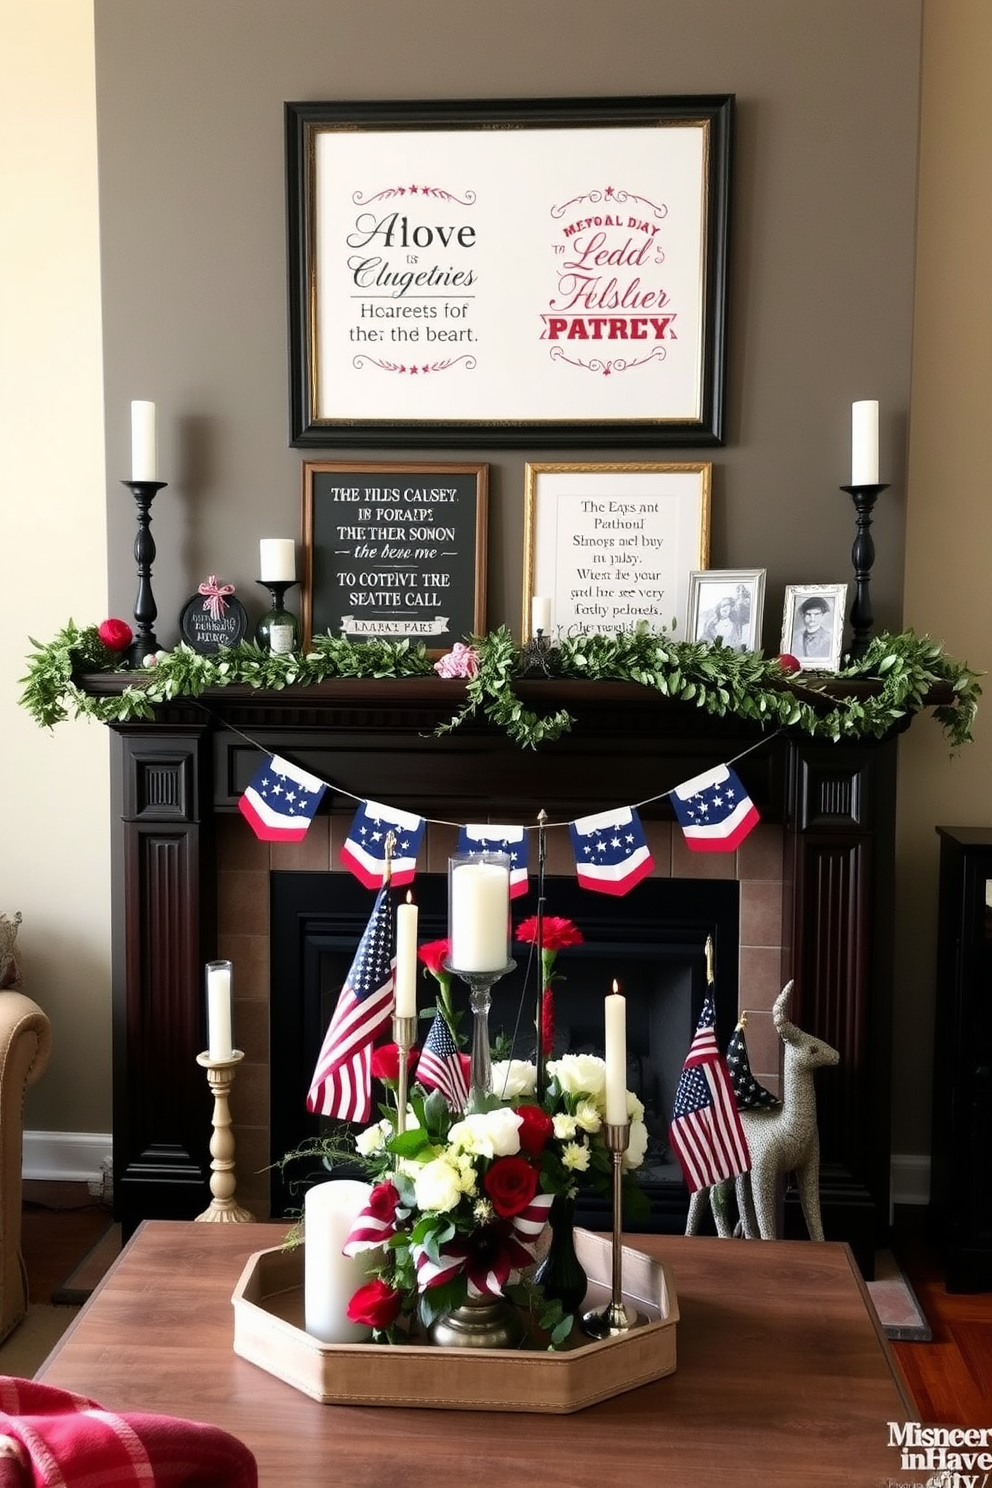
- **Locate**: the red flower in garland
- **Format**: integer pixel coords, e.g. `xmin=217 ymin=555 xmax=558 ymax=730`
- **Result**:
xmin=98 ymin=618 xmax=133 ymax=653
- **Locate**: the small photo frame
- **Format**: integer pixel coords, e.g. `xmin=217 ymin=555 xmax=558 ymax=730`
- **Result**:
xmin=687 ymin=569 xmax=766 ymax=654
xmin=780 ymin=583 xmax=848 ymax=671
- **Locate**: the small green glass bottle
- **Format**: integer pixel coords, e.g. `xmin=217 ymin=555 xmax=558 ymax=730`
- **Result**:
xmin=256 ymin=581 xmax=299 ymax=654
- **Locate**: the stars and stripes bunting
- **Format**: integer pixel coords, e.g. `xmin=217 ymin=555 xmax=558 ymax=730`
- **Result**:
xmin=306 ymin=886 xmax=395 ymax=1124
xmin=670 ymin=764 xmax=760 ymax=853
xmin=568 ymin=805 xmax=654 ymax=895
xmin=456 ymin=824 xmax=529 ymax=898
xmin=237 ymin=753 xmax=327 ymax=843
xmin=669 ymin=992 xmax=750 ymax=1193
xmin=339 ymin=800 xmax=425 ymax=889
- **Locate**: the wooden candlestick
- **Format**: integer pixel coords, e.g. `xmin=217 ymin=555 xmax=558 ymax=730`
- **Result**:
xmin=195 ymin=1050 xmax=254 ymax=1223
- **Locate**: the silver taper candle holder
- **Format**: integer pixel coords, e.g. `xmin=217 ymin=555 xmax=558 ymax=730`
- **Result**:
xmin=194 ymin=1050 xmax=255 ymax=1223
xmin=392 ymin=1014 xmax=417 ymax=1135
xmin=582 ymin=1122 xmax=640 ymax=1337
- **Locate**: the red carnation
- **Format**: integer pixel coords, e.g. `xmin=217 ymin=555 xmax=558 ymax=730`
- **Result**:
xmin=515 ymin=915 xmax=583 ymax=953
xmin=98 ymin=617 xmax=133 ymax=653
xmin=370 ymin=1043 xmax=418 ymax=1084
xmin=514 ymin=1103 xmax=554 ymax=1157
xmin=483 ymin=1154 xmax=539 ymax=1218
xmin=417 ymin=938 xmax=450 ymax=978
xmin=346 ymin=1277 xmax=402 ymax=1329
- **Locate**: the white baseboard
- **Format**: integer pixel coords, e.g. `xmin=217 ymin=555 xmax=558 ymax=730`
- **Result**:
xmin=23 ymin=1131 xmax=112 ymax=1190
xmin=890 ymin=1153 xmax=930 ymax=1211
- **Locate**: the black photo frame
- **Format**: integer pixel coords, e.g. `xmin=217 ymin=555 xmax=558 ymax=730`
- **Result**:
xmin=286 ymin=95 xmax=733 ymax=448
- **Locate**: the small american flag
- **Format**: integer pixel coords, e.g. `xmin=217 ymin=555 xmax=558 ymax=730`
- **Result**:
xmin=306 ymin=887 xmax=395 ymax=1123
xmin=669 ymin=992 xmax=750 ymax=1193
xmin=415 ymin=1012 xmax=469 ymax=1112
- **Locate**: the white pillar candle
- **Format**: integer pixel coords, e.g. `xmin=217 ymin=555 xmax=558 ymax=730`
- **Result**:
xmin=394 ymin=893 xmax=418 ymax=1018
xmin=851 ymin=400 xmax=879 ymax=485
xmin=303 ymin=1179 xmax=375 ymax=1344
xmin=531 ymin=596 xmax=552 ymax=637
xmin=130 ymin=400 xmax=157 ymax=481
xmin=259 ymin=538 xmax=296 ymax=582
xmin=205 ymin=960 xmax=233 ymax=1061
xmin=604 ymin=983 xmax=628 ymax=1126
xmin=449 ymin=859 xmax=510 ymax=972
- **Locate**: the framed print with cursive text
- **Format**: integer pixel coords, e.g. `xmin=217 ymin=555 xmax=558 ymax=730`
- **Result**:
xmin=522 ymin=462 xmax=710 ymax=641
xmin=286 ymin=96 xmax=733 ymax=448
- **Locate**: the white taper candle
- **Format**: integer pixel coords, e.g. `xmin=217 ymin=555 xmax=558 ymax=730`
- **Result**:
xmin=851 ymin=400 xmax=879 ymax=485
xmin=394 ymin=893 xmax=418 ymax=1018
xmin=604 ymin=982 xmax=628 ymax=1126
xmin=130 ymin=400 xmax=157 ymax=482
xmin=205 ymin=960 xmax=233 ymax=1062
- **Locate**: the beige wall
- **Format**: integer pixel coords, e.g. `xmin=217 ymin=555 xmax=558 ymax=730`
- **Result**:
xmin=0 ymin=0 xmax=112 ymax=1133
xmin=893 ymin=0 xmax=992 ymax=1152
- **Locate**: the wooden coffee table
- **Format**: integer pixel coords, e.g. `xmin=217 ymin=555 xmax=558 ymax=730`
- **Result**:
xmin=37 ymin=1221 xmax=914 ymax=1486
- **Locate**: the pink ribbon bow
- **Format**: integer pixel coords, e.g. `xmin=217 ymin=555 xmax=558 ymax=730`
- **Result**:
xmin=198 ymin=575 xmax=235 ymax=621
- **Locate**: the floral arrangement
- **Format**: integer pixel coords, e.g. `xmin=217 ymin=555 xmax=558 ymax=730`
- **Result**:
xmin=334 ymin=1050 xmax=649 ymax=1347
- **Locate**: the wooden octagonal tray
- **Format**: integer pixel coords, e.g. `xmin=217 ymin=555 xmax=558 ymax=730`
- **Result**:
xmin=231 ymin=1227 xmax=678 ymax=1413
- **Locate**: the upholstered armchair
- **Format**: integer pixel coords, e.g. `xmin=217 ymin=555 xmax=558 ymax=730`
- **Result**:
xmin=0 ymin=990 xmax=52 ymax=1341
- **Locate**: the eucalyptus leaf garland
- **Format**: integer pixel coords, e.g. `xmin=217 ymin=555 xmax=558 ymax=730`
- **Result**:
xmin=18 ymin=620 xmax=981 ymax=751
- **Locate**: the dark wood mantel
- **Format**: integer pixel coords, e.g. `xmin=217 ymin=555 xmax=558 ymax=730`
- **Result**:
xmin=100 ymin=675 xmax=900 ymax=1264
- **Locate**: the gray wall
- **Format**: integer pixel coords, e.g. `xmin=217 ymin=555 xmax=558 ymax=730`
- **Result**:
xmin=94 ymin=0 xmax=921 ymax=649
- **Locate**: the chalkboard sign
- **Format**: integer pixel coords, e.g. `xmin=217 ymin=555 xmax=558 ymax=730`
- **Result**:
xmin=302 ymin=462 xmax=488 ymax=651
xmin=179 ymin=580 xmax=249 ymax=654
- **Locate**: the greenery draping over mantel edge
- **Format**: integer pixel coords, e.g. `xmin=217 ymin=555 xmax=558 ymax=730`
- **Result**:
xmin=18 ymin=622 xmax=981 ymax=751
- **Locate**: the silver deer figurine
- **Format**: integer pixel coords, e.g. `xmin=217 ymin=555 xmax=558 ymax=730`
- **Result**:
xmin=685 ymin=981 xmax=839 ymax=1241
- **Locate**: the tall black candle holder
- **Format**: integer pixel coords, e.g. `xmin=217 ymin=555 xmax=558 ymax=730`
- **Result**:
xmin=840 ymin=482 xmax=889 ymax=662
xmin=122 ymin=479 xmax=167 ymax=669
xmin=255 ymin=579 xmax=300 ymax=654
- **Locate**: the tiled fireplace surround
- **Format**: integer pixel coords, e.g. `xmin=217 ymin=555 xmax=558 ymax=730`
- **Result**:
xmin=217 ymin=811 xmax=791 ymax=1222
xmin=107 ymin=676 xmax=897 ymax=1271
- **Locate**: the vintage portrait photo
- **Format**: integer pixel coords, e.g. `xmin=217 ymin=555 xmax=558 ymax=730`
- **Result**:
xmin=687 ymin=569 xmax=765 ymax=653
xmin=780 ymin=583 xmax=848 ymax=671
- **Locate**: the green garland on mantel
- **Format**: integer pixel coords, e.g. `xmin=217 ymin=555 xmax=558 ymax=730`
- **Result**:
xmin=18 ymin=620 xmax=981 ymax=751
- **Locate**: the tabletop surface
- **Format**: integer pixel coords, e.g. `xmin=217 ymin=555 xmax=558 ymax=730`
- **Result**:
xmin=37 ymin=1221 xmax=915 ymax=1487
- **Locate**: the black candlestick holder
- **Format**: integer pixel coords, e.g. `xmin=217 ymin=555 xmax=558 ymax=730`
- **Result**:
xmin=122 ymin=479 xmax=167 ymax=669
xmin=255 ymin=579 xmax=300 ymax=654
xmin=840 ymin=482 xmax=889 ymax=662
xmin=520 ymin=629 xmax=556 ymax=677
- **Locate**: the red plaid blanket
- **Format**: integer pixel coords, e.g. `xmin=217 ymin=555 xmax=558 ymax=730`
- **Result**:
xmin=0 ymin=1377 xmax=257 ymax=1487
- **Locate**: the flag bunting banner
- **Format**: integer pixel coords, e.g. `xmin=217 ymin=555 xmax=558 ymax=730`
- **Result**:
xmin=340 ymin=799 xmax=425 ymax=889
xmin=237 ymin=753 xmax=327 ymax=843
xmin=669 ymin=992 xmax=751 ymax=1193
xmin=455 ymin=824 xmax=529 ymax=898
xmin=670 ymin=764 xmax=760 ymax=853
xmin=414 ymin=1011 xmax=470 ymax=1112
xmin=306 ymin=885 xmax=395 ymax=1123
xmin=568 ymin=805 xmax=654 ymax=895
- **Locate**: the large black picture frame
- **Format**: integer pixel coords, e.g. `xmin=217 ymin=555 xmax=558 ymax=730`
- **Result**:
xmin=286 ymin=94 xmax=733 ymax=449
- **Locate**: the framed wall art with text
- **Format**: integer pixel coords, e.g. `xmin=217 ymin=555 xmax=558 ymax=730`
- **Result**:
xmin=286 ymin=95 xmax=733 ymax=448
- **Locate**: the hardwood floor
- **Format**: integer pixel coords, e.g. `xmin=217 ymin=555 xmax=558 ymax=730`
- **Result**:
xmin=16 ymin=1189 xmax=992 ymax=1423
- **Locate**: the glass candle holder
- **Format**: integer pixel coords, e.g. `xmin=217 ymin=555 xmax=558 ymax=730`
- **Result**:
xmin=447 ymin=852 xmax=511 ymax=974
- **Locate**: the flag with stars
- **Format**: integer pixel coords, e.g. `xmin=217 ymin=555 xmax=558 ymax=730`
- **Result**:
xmin=306 ymin=885 xmax=395 ymax=1123
xmin=340 ymin=800 xmax=425 ymax=889
xmin=670 ymin=764 xmax=760 ymax=853
xmin=568 ymin=806 xmax=653 ymax=896
xmin=726 ymin=1017 xmax=780 ymax=1110
xmin=456 ymin=825 xmax=529 ymax=898
xmin=669 ymin=993 xmax=750 ymax=1193
xmin=415 ymin=1012 xmax=470 ymax=1112
xmin=237 ymin=753 xmax=327 ymax=843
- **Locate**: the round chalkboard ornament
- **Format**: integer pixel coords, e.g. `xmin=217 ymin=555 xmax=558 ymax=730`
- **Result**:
xmin=179 ymin=575 xmax=250 ymax=654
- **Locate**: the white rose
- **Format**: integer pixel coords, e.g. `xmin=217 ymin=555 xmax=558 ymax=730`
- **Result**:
xmin=626 ymin=1091 xmax=645 ymax=1124
xmin=622 ymin=1118 xmax=649 ymax=1171
xmin=354 ymin=1120 xmax=388 ymax=1156
xmin=448 ymin=1108 xmax=522 ymax=1159
xmin=547 ymin=1053 xmax=607 ymax=1099
xmin=413 ymin=1156 xmax=464 ymax=1213
xmin=490 ymin=1059 xmax=537 ymax=1100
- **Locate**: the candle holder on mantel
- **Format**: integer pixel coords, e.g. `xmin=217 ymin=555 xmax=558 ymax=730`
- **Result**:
xmin=520 ymin=628 xmax=556 ymax=677
xmin=122 ymin=479 xmax=167 ymax=669
xmin=195 ymin=1050 xmax=255 ymax=1223
xmin=581 ymin=1122 xmax=643 ymax=1339
xmin=255 ymin=579 xmax=300 ymax=655
xmin=840 ymin=482 xmax=889 ymax=662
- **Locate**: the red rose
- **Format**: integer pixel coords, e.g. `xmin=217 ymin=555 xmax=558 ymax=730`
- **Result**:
xmin=370 ymin=1043 xmax=417 ymax=1083
xmin=483 ymin=1154 xmax=539 ymax=1218
xmin=514 ymin=1104 xmax=554 ymax=1157
xmin=366 ymin=1180 xmax=401 ymax=1224
xmin=515 ymin=915 xmax=583 ymax=953
xmin=346 ymin=1277 xmax=402 ymax=1329
xmin=98 ymin=618 xmax=134 ymax=653
xmin=417 ymin=938 xmax=450 ymax=978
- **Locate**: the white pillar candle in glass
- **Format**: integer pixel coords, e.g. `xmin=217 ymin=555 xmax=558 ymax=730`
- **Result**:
xmin=531 ymin=596 xmax=552 ymax=637
xmin=394 ymin=892 xmax=418 ymax=1018
xmin=448 ymin=854 xmax=511 ymax=972
xmin=130 ymin=400 xmax=157 ymax=481
xmin=303 ymin=1179 xmax=374 ymax=1343
xmin=205 ymin=959 xmax=233 ymax=1061
xmin=259 ymin=538 xmax=296 ymax=582
xmin=851 ymin=400 xmax=879 ymax=485
xmin=604 ymin=981 xmax=628 ymax=1126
